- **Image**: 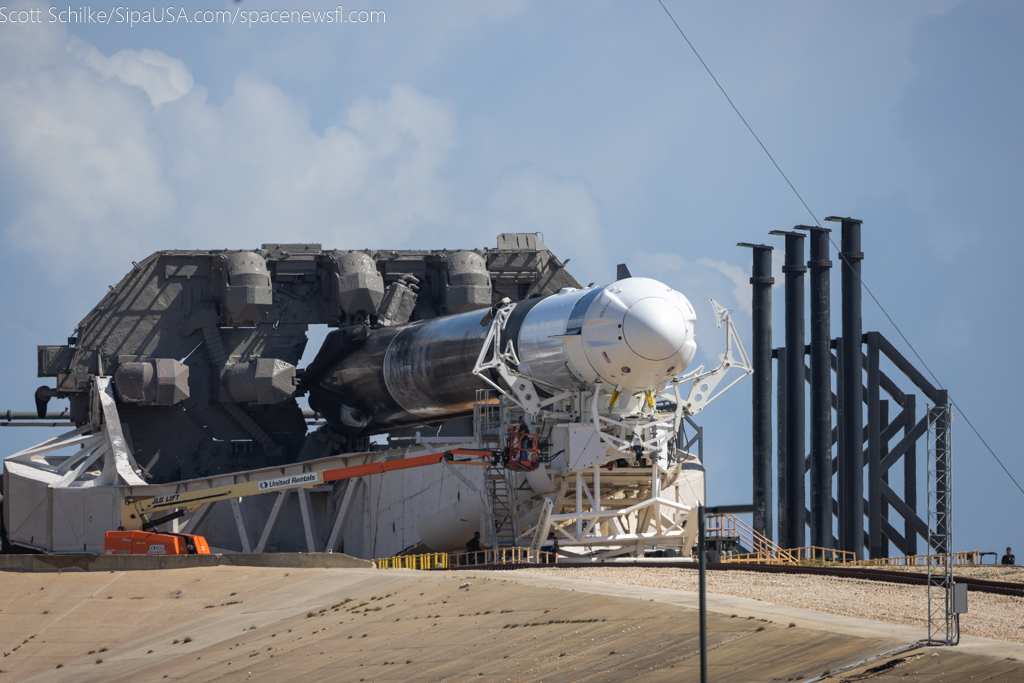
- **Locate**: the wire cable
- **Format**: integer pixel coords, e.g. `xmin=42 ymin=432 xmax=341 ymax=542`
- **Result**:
xmin=656 ymin=0 xmax=1024 ymax=499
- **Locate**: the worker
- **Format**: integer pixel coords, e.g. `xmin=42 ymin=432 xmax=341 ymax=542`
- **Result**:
xmin=466 ymin=531 xmax=482 ymax=565
xmin=541 ymin=532 xmax=559 ymax=563
xmin=1002 ymin=547 xmax=1016 ymax=565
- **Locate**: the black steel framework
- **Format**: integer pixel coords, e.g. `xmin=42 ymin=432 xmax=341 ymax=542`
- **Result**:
xmin=743 ymin=217 xmax=951 ymax=560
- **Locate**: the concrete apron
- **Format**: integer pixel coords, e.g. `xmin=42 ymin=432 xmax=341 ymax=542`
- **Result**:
xmin=478 ymin=569 xmax=1024 ymax=661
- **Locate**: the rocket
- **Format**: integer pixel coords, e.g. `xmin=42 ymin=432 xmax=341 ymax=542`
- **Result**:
xmin=306 ymin=277 xmax=698 ymax=433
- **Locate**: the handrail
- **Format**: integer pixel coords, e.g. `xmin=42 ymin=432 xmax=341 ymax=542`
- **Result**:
xmin=722 ymin=548 xmax=983 ymax=567
xmin=375 ymin=547 xmax=557 ymax=569
xmin=721 ymin=546 xmax=855 ymax=565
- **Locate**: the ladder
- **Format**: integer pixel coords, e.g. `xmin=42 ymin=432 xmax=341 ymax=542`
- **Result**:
xmin=485 ymin=466 xmax=519 ymax=548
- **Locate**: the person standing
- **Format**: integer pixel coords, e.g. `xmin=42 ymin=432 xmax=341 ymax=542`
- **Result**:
xmin=1001 ymin=547 xmax=1015 ymax=565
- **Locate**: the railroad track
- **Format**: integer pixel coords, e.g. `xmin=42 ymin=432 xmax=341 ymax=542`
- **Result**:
xmin=485 ymin=561 xmax=1024 ymax=599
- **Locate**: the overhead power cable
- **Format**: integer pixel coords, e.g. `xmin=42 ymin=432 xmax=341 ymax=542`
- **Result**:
xmin=655 ymin=0 xmax=1024 ymax=499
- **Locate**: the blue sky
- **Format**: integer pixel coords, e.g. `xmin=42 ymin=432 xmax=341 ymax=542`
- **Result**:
xmin=1 ymin=0 xmax=1021 ymax=557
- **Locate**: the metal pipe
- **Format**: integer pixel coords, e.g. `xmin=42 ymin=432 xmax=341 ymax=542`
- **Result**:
xmin=738 ymin=243 xmax=774 ymax=541
xmin=772 ymin=230 xmax=806 ymax=549
xmin=797 ymin=225 xmax=833 ymax=549
xmin=830 ymin=215 xmax=864 ymax=559
xmin=0 ymin=411 xmax=71 ymax=421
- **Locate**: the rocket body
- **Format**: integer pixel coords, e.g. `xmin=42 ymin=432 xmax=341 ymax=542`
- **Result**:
xmin=312 ymin=277 xmax=697 ymax=433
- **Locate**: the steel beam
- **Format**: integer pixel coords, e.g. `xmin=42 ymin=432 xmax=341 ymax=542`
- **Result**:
xmin=776 ymin=349 xmax=787 ymax=546
xmin=835 ymin=337 xmax=845 ymax=546
xmin=254 ymin=490 xmax=290 ymax=553
xmin=903 ymin=394 xmax=918 ymax=555
xmin=867 ymin=332 xmax=883 ymax=558
xmin=880 ymin=398 xmax=890 ymax=558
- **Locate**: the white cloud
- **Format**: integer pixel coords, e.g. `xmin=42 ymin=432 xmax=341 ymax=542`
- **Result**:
xmin=696 ymin=257 xmax=751 ymax=315
xmin=484 ymin=168 xmax=605 ymax=279
xmin=164 ymin=79 xmax=456 ymax=249
xmin=0 ymin=21 xmax=459 ymax=278
xmin=0 ymin=28 xmax=173 ymax=269
xmin=78 ymin=46 xmax=194 ymax=107
xmin=0 ymin=10 xmax=596 ymax=291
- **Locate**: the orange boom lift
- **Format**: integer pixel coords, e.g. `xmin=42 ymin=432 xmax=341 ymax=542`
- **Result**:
xmin=106 ymin=449 xmax=497 ymax=555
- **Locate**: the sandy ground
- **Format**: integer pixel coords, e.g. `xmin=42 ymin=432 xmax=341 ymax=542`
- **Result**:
xmin=0 ymin=566 xmax=1020 ymax=683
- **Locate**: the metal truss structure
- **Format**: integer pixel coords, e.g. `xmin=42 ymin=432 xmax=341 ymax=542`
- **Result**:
xmin=528 ymin=462 xmax=702 ymax=559
xmin=927 ymin=401 xmax=956 ymax=645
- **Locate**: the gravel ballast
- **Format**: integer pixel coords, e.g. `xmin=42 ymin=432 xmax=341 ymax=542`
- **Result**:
xmin=522 ymin=566 xmax=1024 ymax=644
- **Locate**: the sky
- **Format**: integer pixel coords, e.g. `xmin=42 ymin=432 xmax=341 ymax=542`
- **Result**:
xmin=1 ymin=0 xmax=1021 ymax=558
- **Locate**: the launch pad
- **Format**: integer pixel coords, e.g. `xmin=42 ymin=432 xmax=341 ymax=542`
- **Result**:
xmin=2 ymin=234 xmax=751 ymax=561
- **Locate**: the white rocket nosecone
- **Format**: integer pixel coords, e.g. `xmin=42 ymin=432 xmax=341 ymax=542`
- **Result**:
xmin=516 ymin=277 xmax=698 ymax=393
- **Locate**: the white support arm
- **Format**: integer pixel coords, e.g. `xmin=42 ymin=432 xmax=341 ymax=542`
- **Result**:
xmin=674 ymin=299 xmax=752 ymax=416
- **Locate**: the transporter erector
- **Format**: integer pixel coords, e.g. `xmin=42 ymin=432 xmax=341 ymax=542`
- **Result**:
xmin=2 ymin=234 xmax=750 ymax=559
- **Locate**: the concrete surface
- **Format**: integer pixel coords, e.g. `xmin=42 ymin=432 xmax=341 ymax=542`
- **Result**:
xmin=0 ymin=566 xmax=1019 ymax=682
xmin=0 ymin=553 xmax=372 ymax=573
xmin=504 ymin=569 xmax=1024 ymax=660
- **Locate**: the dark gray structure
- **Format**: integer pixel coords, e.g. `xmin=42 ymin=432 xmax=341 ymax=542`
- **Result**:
xmin=770 ymin=230 xmax=806 ymax=550
xmin=736 ymin=243 xmax=774 ymax=541
xmin=834 ymin=216 xmax=865 ymax=559
xmin=742 ymin=217 xmax=951 ymax=560
xmin=797 ymin=225 xmax=833 ymax=550
xmin=34 ymin=234 xmax=580 ymax=484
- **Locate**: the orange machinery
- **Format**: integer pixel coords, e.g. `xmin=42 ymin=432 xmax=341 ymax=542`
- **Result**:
xmin=103 ymin=529 xmax=211 ymax=555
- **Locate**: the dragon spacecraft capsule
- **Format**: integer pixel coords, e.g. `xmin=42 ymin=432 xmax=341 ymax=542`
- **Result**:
xmin=308 ymin=277 xmax=698 ymax=433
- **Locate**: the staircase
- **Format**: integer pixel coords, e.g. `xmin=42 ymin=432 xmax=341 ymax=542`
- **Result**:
xmin=485 ymin=466 xmax=519 ymax=548
xmin=705 ymin=513 xmax=786 ymax=561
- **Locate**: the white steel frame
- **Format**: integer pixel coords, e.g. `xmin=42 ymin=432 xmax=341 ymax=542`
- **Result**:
xmin=4 ymin=377 xmax=146 ymax=489
xmin=472 ymin=299 xmax=750 ymax=558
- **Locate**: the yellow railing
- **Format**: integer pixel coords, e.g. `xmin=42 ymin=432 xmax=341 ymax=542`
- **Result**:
xmin=374 ymin=547 xmax=556 ymax=569
xmin=851 ymin=551 xmax=982 ymax=567
xmin=374 ymin=552 xmax=452 ymax=570
xmin=722 ymin=548 xmax=983 ymax=568
xmin=722 ymin=546 xmax=855 ymax=565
